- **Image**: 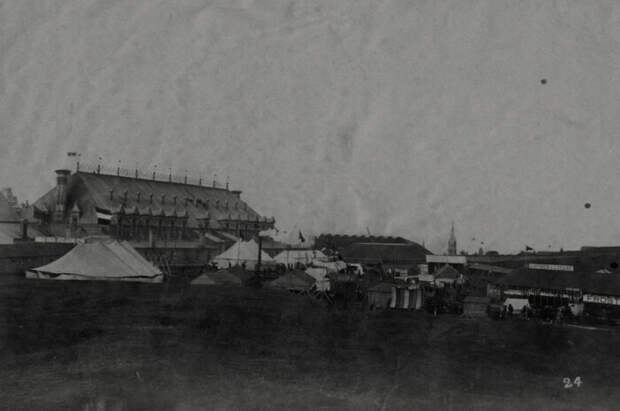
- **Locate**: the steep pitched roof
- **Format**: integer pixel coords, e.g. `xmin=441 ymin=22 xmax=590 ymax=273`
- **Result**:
xmin=34 ymin=171 xmax=272 ymax=228
xmin=434 ymin=264 xmax=461 ymax=279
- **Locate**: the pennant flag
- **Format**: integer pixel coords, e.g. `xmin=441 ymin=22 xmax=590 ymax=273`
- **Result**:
xmin=525 ymin=245 xmax=534 ymax=251
xmin=299 ymin=231 xmax=305 ymax=243
xmin=95 ymin=207 xmax=112 ymax=225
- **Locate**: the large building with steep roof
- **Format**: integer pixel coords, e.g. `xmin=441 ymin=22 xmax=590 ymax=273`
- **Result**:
xmin=33 ymin=167 xmax=275 ymax=246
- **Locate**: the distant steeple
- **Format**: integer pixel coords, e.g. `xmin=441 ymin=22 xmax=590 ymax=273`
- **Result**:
xmin=448 ymin=222 xmax=457 ymax=255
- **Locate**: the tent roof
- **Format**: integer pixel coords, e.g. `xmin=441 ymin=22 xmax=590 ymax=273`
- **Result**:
xmin=30 ymin=240 xmax=162 ymax=279
xmin=191 ymin=269 xmax=244 ymax=285
xmin=266 ymin=270 xmax=315 ymax=291
xmin=273 ymin=249 xmax=327 ymax=264
xmin=212 ymin=239 xmax=273 ymax=264
xmin=435 ymin=265 xmax=461 ymax=279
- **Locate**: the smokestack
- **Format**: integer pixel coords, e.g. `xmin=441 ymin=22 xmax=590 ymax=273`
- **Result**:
xmin=21 ymin=219 xmax=28 ymax=240
xmin=54 ymin=169 xmax=71 ymax=222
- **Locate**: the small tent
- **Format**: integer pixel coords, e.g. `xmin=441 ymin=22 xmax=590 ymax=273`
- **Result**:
xmin=26 ymin=240 xmax=163 ymax=283
xmin=390 ymin=285 xmax=424 ymax=310
xmin=309 ymin=259 xmax=347 ymax=273
xmin=191 ymin=269 xmax=244 ymax=286
xmin=305 ymin=267 xmax=331 ymax=291
xmin=273 ymin=249 xmax=328 ymax=266
xmin=266 ymin=270 xmax=315 ymax=292
xmin=211 ymin=239 xmax=274 ymax=270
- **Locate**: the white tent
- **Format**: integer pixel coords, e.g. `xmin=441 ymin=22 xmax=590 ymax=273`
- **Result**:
xmin=211 ymin=239 xmax=273 ymax=270
xmin=26 ymin=240 xmax=163 ymax=283
xmin=310 ymin=259 xmax=347 ymax=273
xmin=273 ymin=249 xmax=328 ymax=266
xmin=305 ymin=267 xmax=331 ymax=291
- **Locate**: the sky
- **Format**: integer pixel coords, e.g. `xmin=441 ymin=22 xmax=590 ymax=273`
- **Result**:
xmin=1 ymin=0 xmax=620 ymax=254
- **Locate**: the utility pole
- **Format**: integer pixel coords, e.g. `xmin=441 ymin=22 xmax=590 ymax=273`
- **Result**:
xmin=256 ymin=235 xmax=263 ymax=275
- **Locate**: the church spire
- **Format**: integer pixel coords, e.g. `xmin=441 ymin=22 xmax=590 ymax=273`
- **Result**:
xmin=448 ymin=221 xmax=457 ymax=255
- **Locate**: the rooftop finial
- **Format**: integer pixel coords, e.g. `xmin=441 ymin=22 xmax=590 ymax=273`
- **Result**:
xmin=213 ymin=173 xmax=217 ymax=188
xmin=168 ymin=167 xmax=172 ymax=182
xmin=117 ymin=160 xmax=121 ymax=176
xmin=97 ymin=156 xmax=102 ymax=174
xmin=226 ymin=176 xmax=229 ymax=190
xmin=152 ymin=165 xmax=157 ymax=181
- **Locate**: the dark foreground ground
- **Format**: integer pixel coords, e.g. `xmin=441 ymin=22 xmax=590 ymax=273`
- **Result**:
xmin=1 ymin=276 xmax=619 ymax=410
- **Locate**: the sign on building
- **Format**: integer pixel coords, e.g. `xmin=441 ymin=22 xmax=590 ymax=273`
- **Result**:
xmin=527 ymin=263 xmax=574 ymax=272
xmin=583 ymin=294 xmax=620 ymax=306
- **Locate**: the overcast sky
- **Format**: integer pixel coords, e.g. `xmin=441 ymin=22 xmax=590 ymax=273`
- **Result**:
xmin=1 ymin=0 xmax=620 ymax=253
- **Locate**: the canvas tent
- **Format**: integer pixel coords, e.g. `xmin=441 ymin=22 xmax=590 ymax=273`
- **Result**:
xmin=390 ymin=285 xmax=423 ymax=310
xmin=266 ymin=270 xmax=315 ymax=292
xmin=211 ymin=239 xmax=273 ymax=270
xmin=305 ymin=267 xmax=331 ymax=291
xmin=191 ymin=270 xmax=244 ymax=286
xmin=26 ymin=240 xmax=163 ymax=283
xmin=273 ymin=249 xmax=328 ymax=266
xmin=310 ymin=259 xmax=347 ymax=273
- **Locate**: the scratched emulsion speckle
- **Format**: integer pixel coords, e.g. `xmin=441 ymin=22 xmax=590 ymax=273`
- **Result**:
xmin=2 ymin=0 xmax=620 ymax=253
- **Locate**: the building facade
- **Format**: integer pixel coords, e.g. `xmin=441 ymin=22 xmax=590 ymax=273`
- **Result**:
xmin=32 ymin=168 xmax=275 ymax=246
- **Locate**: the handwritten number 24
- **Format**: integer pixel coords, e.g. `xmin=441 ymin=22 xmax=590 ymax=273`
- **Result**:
xmin=563 ymin=377 xmax=582 ymax=388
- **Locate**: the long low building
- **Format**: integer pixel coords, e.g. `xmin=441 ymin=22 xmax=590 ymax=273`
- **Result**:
xmin=340 ymin=242 xmax=432 ymax=270
xmin=495 ymin=267 xmax=620 ymax=316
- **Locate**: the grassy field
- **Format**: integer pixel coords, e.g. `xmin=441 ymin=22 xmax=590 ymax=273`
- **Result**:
xmin=1 ymin=276 xmax=620 ymax=410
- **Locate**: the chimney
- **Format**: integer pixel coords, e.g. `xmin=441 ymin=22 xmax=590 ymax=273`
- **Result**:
xmin=21 ymin=219 xmax=28 ymax=240
xmin=54 ymin=169 xmax=71 ymax=222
